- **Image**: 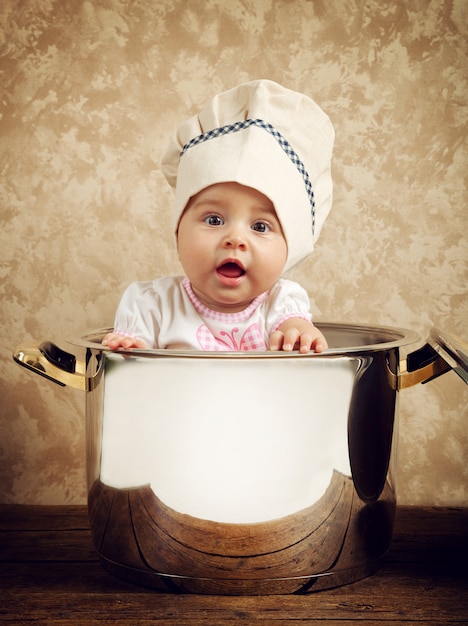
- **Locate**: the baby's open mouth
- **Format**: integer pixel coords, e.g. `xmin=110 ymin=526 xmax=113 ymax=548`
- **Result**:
xmin=216 ymin=261 xmax=246 ymax=278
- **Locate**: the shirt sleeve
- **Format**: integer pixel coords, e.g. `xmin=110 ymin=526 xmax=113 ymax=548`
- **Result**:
xmin=265 ymin=278 xmax=312 ymax=334
xmin=113 ymin=281 xmax=161 ymax=348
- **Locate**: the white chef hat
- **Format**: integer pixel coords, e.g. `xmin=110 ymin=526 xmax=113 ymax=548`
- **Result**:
xmin=162 ymin=79 xmax=334 ymax=271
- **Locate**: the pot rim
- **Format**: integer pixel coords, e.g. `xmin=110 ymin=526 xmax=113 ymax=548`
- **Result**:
xmin=70 ymin=322 xmax=421 ymax=358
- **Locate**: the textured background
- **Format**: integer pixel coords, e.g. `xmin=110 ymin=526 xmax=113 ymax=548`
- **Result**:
xmin=1 ymin=0 xmax=467 ymax=506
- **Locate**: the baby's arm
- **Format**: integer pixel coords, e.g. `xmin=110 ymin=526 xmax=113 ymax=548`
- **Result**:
xmin=269 ymin=318 xmax=328 ymax=354
xmin=102 ymin=331 xmax=148 ymax=350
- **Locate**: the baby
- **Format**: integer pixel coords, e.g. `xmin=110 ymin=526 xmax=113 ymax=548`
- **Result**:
xmin=103 ymin=80 xmax=334 ymax=353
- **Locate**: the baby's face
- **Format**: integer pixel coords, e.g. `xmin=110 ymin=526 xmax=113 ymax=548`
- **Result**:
xmin=177 ymin=182 xmax=287 ymax=313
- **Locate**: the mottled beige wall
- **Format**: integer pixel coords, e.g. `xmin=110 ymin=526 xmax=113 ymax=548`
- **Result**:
xmin=1 ymin=0 xmax=466 ymax=506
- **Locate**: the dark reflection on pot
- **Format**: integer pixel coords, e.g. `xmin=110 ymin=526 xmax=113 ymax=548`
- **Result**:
xmin=348 ymin=350 xmax=398 ymax=503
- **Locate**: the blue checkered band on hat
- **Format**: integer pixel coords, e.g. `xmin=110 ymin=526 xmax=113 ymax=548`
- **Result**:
xmin=180 ymin=118 xmax=316 ymax=234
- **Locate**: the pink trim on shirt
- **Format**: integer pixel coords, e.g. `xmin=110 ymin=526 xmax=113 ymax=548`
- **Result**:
xmin=182 ymin=277 xmax=269 ymax=323
xmin=113 ymin=329 xmax=140 ymax=340
xmin=271 ymin=313 xmax=310 ymax=333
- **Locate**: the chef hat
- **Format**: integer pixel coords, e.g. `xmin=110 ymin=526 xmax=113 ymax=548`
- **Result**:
xmin=162 ymin=79 xmax=334 ymax=271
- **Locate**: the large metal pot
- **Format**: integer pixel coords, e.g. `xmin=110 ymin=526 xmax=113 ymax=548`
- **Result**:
xmin=13 ymin=323 xmax=467 ymax=594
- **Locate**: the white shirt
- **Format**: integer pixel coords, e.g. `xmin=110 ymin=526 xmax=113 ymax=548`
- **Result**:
xmin=113 ymin=276 xmax=312 ymax=350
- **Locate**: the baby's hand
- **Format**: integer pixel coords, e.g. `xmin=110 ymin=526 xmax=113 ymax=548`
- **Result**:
xmin=269 ymin=319 xmax=328 ymax=354
xmin=102 ymin=332 xmax=148 ymax=350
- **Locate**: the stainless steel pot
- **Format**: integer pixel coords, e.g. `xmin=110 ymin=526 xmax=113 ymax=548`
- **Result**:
xmin=13 ymin=323 xmax=467 ymax=594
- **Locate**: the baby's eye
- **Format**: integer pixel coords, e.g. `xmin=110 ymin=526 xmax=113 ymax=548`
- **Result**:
xmin=204 ymin=214 xmax=224 ymax=226
xmin=252 ymin=221 xmax=270 ymax=233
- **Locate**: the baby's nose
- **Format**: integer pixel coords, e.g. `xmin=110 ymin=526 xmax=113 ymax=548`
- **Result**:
xmin=223 ymin=233 xmax=247 ymax=249
xmin=223 ymin=223 xmax=248 ymax=249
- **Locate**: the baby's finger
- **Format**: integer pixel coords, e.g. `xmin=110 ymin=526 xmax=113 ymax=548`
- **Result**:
xmin=102 ymin=333 xmax=120 ymax=347
xmin=311 ymin=336 xmax=328 ymax=353
xmin=132 ymin=338 xmax=148 ymax=349
xmin=281 ymin=328 xmax=300 ymax=351
xmin=269 ymin=330 xmax=284 ymax=351
xmin=298 ymin=333 xmax=314 ymax=354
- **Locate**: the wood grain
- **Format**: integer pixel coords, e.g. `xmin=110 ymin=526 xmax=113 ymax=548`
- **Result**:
xmin=0 ymin=505 xmax=467 ymax=624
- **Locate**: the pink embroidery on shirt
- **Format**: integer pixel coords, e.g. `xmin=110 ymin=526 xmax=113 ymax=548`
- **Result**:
xmin=196 ymin=324 xmax=266 ymax=351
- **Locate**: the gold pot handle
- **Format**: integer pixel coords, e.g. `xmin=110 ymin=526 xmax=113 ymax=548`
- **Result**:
xmin=398 ymin=328 xmax=468 ymax=389
xmin=13 ymin=341 xmax=88 ymax=392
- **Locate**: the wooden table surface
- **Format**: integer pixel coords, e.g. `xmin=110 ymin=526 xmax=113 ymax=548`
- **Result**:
xmin=1 ymin=505 xmax=467 ymax=625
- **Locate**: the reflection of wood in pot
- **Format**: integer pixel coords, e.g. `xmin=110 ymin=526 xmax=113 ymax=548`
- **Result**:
xmin=88 ymin=470 xmax=395 ymax=594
